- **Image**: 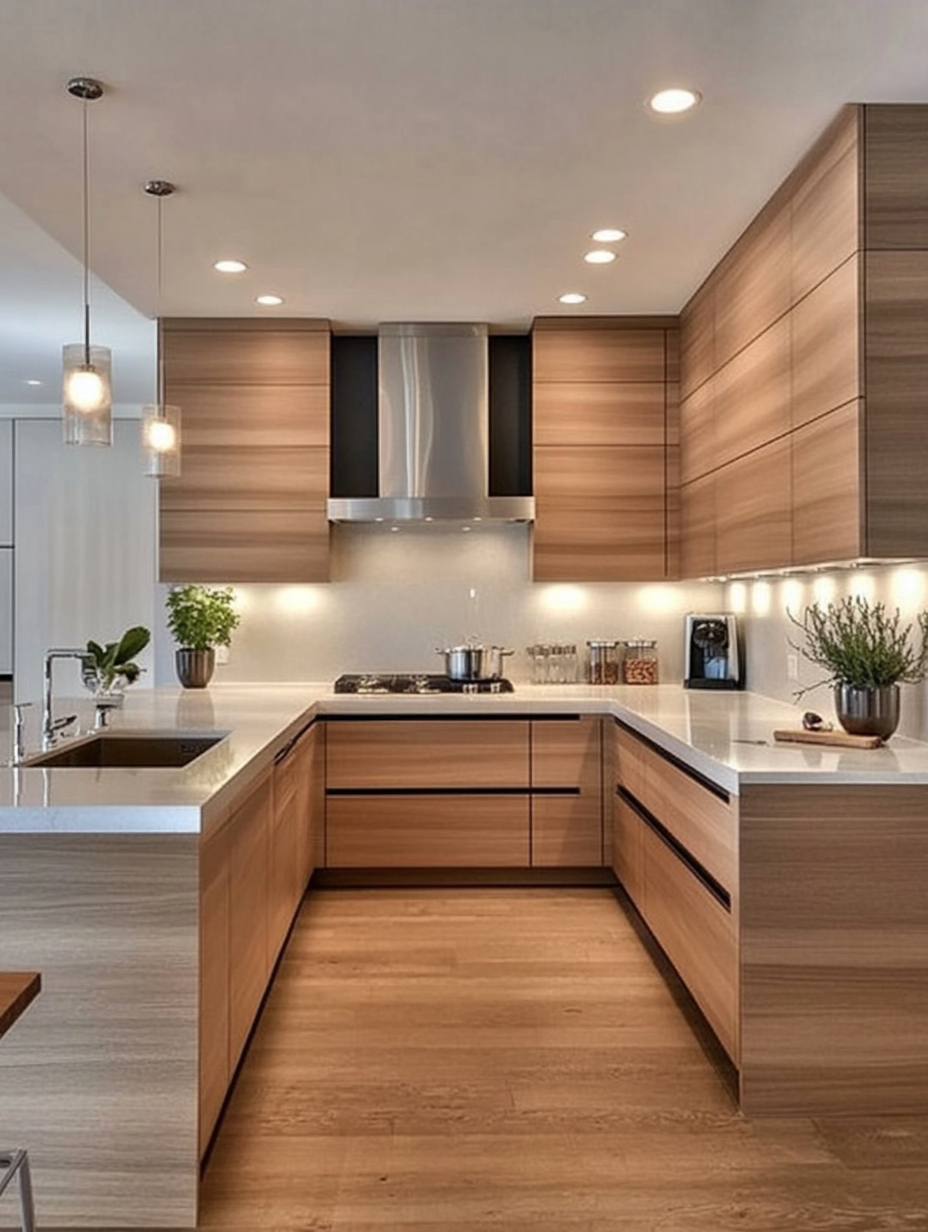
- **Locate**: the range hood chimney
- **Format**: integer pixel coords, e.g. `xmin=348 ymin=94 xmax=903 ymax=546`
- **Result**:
xmin=327 ymin=322 xmax=534 ymax=522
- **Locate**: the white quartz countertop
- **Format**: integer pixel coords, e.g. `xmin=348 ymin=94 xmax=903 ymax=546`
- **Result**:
xmin=3 ymin=681 xmax=928 ymax=832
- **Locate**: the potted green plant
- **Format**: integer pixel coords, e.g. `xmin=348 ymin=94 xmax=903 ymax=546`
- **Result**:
xmin=789 ymin=596 xmax=928 ymax=739
xmin=165 ymin=585 xmax=240 ymax=689
xmin=81 ymin=625 xmax=151 ymax=703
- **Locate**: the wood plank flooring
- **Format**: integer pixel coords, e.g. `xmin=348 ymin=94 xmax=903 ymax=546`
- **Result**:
xmin=198 ymin=888 xmax=928 ymax=1232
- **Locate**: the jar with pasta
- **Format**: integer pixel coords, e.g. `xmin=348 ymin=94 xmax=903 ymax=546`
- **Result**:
xmin=622 ymin=638 xmax=659 ymax=685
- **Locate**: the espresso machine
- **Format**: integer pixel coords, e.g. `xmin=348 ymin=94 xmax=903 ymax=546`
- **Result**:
xmin=684 ymin=614 xmax=744 ymax=690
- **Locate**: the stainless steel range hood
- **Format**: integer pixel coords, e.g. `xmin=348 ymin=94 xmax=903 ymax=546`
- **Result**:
xmin=326 ymin=322 xmax=534 ymax=522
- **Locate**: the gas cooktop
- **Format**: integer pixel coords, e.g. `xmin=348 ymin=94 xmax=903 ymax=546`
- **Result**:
xmin=334 ymin=673 xmax=515 ymax=695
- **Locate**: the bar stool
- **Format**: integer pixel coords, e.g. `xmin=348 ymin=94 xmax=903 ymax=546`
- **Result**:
xmin=0 ymin=1149 xmax=36 ymax=1232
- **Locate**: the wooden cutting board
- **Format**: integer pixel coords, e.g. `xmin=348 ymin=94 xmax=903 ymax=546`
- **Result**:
xmin=773 ymin=728 xmax=884 ymax=749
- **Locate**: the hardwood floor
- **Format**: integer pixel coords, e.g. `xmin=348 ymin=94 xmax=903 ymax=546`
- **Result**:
xmin=198 ymin=888 xmax=928 ymax=1232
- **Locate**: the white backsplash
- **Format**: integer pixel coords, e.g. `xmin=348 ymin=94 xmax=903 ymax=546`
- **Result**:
xmin=726 ymin=562 xmax=928 ymax=741
xmin=154 ymin=524 xmax=722 ymax=686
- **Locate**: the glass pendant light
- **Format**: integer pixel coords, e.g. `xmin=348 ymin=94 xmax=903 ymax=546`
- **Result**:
xmin=142 ymin=180 xmax=181 ymax=478
xmin=63 ymin=76 xmax=113 ymax=446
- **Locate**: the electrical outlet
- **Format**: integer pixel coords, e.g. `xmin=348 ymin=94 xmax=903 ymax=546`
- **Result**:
xmin=787 ymin=652 xmax=799 ymax=681
xmin=215 ymin=645 xmax=230 ymax=665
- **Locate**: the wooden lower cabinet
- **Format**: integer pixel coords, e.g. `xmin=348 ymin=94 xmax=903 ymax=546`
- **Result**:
xmin=324 ymin=717 xmax=606 ymax=870
xmin=198 ymin=727 xmax=322 ymax=1158
xmin=228 ymin=770 xmax=272 ymax=1071
xmin=326 ymin=796 xmax=531 ymax=867
xmin=612 ymin=722 xmax=739 ymax=1062
xmin=637 ymin=809 xmax=739 ymax=1060
xmin=531 ymin=717 xmax=603 ymax=867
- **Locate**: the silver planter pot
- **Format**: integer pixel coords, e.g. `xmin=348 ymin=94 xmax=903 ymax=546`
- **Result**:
xmin=834 ymin=683 xmax=900 ymax=740
xmin=175 ymin=648 xmax=216 ymax=690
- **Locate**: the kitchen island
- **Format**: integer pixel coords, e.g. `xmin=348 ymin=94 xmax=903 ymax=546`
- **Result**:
xmin=1 ymin=682 xmax=927 ymax=1229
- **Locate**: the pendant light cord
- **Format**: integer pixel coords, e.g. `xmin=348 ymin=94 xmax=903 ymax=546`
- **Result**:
xmin=156 ymin=193 xmax=165 ymax=408
xmin=81 ymin=97 xmax=91 ymax=366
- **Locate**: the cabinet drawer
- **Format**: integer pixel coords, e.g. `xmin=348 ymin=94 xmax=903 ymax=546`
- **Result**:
xmin=326 ymin=796 xmax=530 ymax=867
xmin=326 ymin=720 xmax=530 ymax=788
xmin=532 ymin=794 xmax=603 ymax=867
xmin=615 ymin=724 xmax=737 ymax=892
xmin=612 ymin=794 xmax=643 ymax=903
xmin=638 ymin=809 xmax=739 ymax=1061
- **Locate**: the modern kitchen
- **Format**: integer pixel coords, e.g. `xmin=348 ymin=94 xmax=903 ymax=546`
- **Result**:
xmin=2 ymin=3 xmax=928 ymax=1231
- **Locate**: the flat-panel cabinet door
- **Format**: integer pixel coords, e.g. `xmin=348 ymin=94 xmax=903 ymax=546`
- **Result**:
xmin=531 ymin=718 xmax=603 ymax=867
xmin=715 ymin=437 xmax=791 ymax=575
xmin=198 ymin=821 xmax=230 ymax=1158
xmin=792 ymin=402 xmax=862 ymax=566
xmin=326 ymin=796 xmax=531 ymax=868
xmin=326 ymin=720 xmax=530 ymax=788
xmin=228 ymin=771 xmax=271 ymax=1069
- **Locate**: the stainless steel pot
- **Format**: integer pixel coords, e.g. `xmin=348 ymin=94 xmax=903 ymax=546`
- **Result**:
xmin=436 ymin=644 xmax=514 ymax=681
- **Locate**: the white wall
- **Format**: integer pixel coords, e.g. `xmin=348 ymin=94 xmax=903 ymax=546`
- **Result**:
xmin=14 ymin=418 xmax=157 ymax=702
xmin=727 ymin=562 xmax=928 ymax=741
xmin=154 ymin=523 xmax=723 ymax=686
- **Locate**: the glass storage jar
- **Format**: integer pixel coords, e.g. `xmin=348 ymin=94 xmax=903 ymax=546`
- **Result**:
xmin=622 ymin=638 xmax=659 ymax=685
xmin=586 ymin=639 xmax=621 ymax=685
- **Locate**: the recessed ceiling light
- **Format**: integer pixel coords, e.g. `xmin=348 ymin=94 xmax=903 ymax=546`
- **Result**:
xmin=213 ymin=259 xmax=247 ymax=273
xmin=24 ymin=379 xmax=42 ymax=386
xmin=558 ymin=292 xmax=587 ymax=305
xmin=591 ymin=228 xmax=626 ymax=243
xmin=584 ymin=250 xmax=616 ymax=265
xmin=648 ymin=87 xmax=701 ymax=115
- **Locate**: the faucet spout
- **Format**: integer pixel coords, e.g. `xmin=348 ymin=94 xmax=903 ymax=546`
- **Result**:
xmin=43 ymin=648 xmax=86 ymax=748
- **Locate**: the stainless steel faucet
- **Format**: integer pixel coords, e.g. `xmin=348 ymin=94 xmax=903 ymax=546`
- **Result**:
xmin=12 ymin=702 xmax=32 ymax=764
xmin=42 ymin=648 xmax=84 ymax=748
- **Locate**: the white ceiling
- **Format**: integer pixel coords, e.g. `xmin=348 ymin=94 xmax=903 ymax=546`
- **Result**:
xmin=2 ymin=0 xmax=928 ymax=405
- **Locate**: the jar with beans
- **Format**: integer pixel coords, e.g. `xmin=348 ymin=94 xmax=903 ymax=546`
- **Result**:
xmin=586 ymin=640 xmax=621 ymax=685
xmin=622 ymin=638 xmax=659 ymax=685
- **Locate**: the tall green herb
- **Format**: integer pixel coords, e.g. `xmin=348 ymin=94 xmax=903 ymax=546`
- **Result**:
xmin=165 ymin=585 xmax=240 ymax=651
xmin=789 ymin=596 xmax=928 ymax=693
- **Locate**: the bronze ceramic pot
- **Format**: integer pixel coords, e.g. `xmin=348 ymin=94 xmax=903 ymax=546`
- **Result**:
xmin=175 ymin=648 xmax=216 ymax=690
xmin=834 ymin=683 xmax=900 ymax=740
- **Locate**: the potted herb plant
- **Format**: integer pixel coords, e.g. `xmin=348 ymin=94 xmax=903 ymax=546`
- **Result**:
xmin=789 ymin=596 xmax=928 ymax=739
xmin=81 ymin=625 xmax=151 ymax=704
xmin=165 ymin=584 xmax=240 ymax=689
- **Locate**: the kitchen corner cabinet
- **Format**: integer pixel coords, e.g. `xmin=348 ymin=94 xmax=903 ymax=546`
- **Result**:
xmin=159 ymin=318 xmax=331 ymax=583
xmin=679 ymin=103 xmax=928 ymax=574
xmin=531 ymin=318 xmax=679 ymax=582
xmin=323 ymin=717 xmax=605 ymax=870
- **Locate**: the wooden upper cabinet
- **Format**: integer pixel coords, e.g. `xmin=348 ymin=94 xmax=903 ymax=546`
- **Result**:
xmin=532 ymin=323 xmax=666 ymax=382
xmin=532 ymin=318 xmax=676 ymax=582
xmin=714 ymin=198 xmax=791 ymax=370
xmin=713 ymin=315 xmax=790 ymax=470
xmin=680 ymin=283 xmax=714 ymax=401
xmin=791 ymin=255 xmax=860 ymax=431
xmin=159 ymin=318 xmax=331 ymax=584
xmin=793 ymin=402 xmax=862 ymax=566
xmin=715 ymin=437 xmax=791 ymax=575
xmin=790 ymin=106 xmax=860 ymax=305
xmin=863 ymin=105 xmax=928 ymax=249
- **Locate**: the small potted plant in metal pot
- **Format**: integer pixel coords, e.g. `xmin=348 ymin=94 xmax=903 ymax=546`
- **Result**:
xmin=789 ymin=596 xmax=928 ymax=739
xmin=165 ymin=585 xmax=240 ymax=689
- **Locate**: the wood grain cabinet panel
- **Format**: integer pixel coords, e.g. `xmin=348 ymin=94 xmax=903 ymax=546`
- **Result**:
xmin=533 ymin=445 xmax=666 ymax=581
xmin=326 ymin=796 xmax=531 ymax=868
xmin=198 ymin=821 xmax=230 ymax=1158
xmin=714 ymin=199 xmax=791 ymax=369
xmin=680 ymin=284 xmax=715 ymax=400
xmin=863 ymin=250 xmax=928 ymax=557
xmin=228 ymin=771 xmax=271 ymax=1071
xmin=792 ymin=402 xmax=862 ymax=565
xmin=715 ymin=437 xmax=791 ymax=575
xmin=326 ymin=720 xmax=530 ymax=789
xmin=863 ymin=104 xmax=928 ymax=249
xmin=534 ymin=382 xmax=665 ymax=447
xmin=163 ymin=321 xmax=330 ymax=386
xmin=612 ymin=794 xmax=643 ymax=903
xmin=791 ymin=106 xmax=860 ymax=304
xmin=159 ymin=318 xmax=330 ymax=583
xmin=615 ymin=724 xmax=737 ymax=893
xmin=791 ymin=255 xmax=860 ymax=431
xmin=713 ymin=315 xmax=790 ymax=469
xmin=531 ymin=718 xmax=603 ymax=867
xmin=680 ymin=473 xmax=716 ymax=580
xmin=639 ymin=815 xmax=739 ymax=1061
xmin=533 ymin=326 xmax=666 ymax=383
xmin=679 ymin=379 xmax=716 ymax=485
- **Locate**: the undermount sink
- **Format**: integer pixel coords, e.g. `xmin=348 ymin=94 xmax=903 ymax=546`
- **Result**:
xmin=23 ymin=731 xmax=228 ymax=770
